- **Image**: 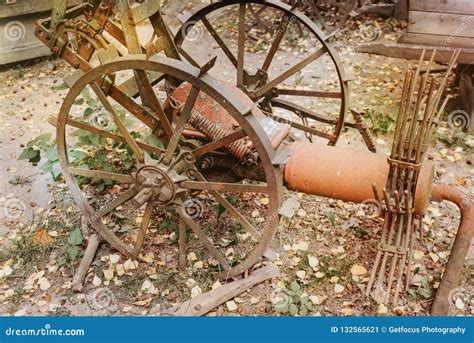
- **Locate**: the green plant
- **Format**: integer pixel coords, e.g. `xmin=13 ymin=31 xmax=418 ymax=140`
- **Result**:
xmin=364 ymin=106 xmax=397 ymax=136
xmin=58 ymin=227 xmax=84 ymax=266
xmin=274 ymin=281 xmax=313 ymax=316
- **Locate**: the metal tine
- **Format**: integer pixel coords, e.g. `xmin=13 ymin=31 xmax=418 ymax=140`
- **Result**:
xmin=423 ymin=49 xmax=460 ymax=132
xmin=405 ymin=215 xmax=420 ymax=291
xmin=385 ymin=211 xmax=405 ymax=303
xmin=366 ymin=209 xmax=392 ymax=295
xmin=414 ymin=79 xmax=437 ymax=161
xmin=372 ymin=183 xmax=382 ymax=211
xmin=375 ymin=214 xmax=398 ymax=290
xmin=398 ymin=50 xmax=426 ymax=159
xmin=391 ymin=71 xmax=412 ymax=158
xmin=394 ymin=190 xmax=401 ymax=213
xmin=382 ymin=188 xmax=392 ymax=212
xmin=393 ymin=192 xmax=412 ymax=304
xmin=405 ymin=50 xmax=428 ymax=159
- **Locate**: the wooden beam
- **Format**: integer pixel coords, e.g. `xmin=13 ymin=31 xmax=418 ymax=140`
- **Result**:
xmin=409 ymin=0 xmax=474 ymax=16
xmin=356 ymin=41 xmax=474 ymax=65
xmin=156 ymin=264 xmax=279 ymax=316
xmin=399 ymin=33 xmax=474 ymax=50
xmin=408 ymin=11 xmax=474 ymax=38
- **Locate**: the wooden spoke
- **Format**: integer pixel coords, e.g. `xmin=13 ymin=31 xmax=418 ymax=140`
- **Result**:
xmin=264 ymin=111 xmax=337 ymax=142
xmin=92 ymin=187 xmax=139 ymax=219
xmin=133 ymin=201 xmax=153 ymax=255
xmin=192 ymin=129 xmax=246 ymax=157
xmin=133 ymin=71 xmax=173 ymax=138
xmin=270 ymin=98 xmax=346 ymax=126
xmin=195 ymin=171 xmax=261 ymax=240
xmin=163 ymin=86 xmax=200 ymax=163
xmin=201 ymin=17 xmax=238 ymax=68
xmin=276 ymin=88 xmax=342 ymax=99
xmin=212 ymin=190 xmax=261 ymax=240
xmin=49 ymin=116 xmax=164 ymax=155
xmin=261 ymin=14 xmax=290 ymax=72
xmin=181 ymin=181 xmax=268 ymax=194
xmin=237 ymin=3 xmax=246 ymax=88
xmin=178 ymin=208 xmax=229 ymax=270
xmin=254 ymin=46 xmax=328 ymax=98
xmin=68 ymin=168 xmax=135 ymax=184
xmin=90 ymin=82 xmax=145 ymax=162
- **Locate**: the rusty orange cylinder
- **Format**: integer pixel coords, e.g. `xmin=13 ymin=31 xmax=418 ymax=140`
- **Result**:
xmin=283 ymin=142 xmax=434 ymax=215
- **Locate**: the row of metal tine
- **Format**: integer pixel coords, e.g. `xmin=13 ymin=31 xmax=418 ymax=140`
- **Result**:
xmin=366 ymin=49 xmax=461 ymax=305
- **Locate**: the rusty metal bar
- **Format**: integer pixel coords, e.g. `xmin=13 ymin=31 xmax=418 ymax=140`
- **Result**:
xmin=430 ymin=185 xmax=474 ymax=316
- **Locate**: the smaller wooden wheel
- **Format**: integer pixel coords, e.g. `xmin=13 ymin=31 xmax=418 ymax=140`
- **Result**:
xmin=55 ymin=55 xmax=282 ymax=279
xmin=175 ymin=0 xmax=350 ymax=146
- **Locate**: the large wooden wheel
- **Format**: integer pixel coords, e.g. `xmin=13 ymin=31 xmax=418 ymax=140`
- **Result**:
xmin=175 ymin=0 xmax=350 ymax=145
xmin=56 ymin=55 xmax=282 ymax=279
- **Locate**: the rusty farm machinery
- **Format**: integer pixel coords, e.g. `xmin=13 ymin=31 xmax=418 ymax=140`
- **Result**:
xmin=34 ymin=0 xmax=472 ymax=315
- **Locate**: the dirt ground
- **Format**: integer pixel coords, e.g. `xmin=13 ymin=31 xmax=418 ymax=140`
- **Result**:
xmin=0 ymin=4 xmax=472 ymax=317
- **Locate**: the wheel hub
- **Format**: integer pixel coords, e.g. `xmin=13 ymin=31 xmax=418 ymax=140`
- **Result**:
xmin=132 ymin=166 xmax=176 ymax=207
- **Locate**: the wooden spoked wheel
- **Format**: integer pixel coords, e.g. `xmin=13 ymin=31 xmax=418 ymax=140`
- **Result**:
xmin=175 ymin=0 xmax=349 ymax=145
xmin=56 ymin=55 xmax=282 ymax=279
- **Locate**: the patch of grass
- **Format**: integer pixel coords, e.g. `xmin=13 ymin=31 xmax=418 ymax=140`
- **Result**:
xmin=364 ymin=106 xmax=397 ymax=136
xmin=319 ymin=255 xmax=353 ymax=279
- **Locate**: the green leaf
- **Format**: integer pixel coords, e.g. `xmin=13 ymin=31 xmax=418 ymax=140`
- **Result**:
xmin=326 ymin=211 xmax=336 ymax=227
xmin=83 ymin=107 xmax=95 ymax=118
xmin=74 ymin=98 xmax=85 ymax=105
xmin=145 ymin=134 xmax=164 ymax=149
xmin=289 ymin=303 xmax=298 ymax=316
xmin=304 ymin=302 xmax=313 ymax=311
xmin=52 ymin=83 xmax=68 ymax=91
xmin=290 ymin=281 xmax=301 ymax=292
xmin=19 ymin=147 xmax=40 ymax=162
xmin=300 ymin=305 xmax=308 ymax=316
xmin=45 ymin=146 xmax=58 ymax=162
xmin=67 ymin=227 xmax=83 ymax=245
xmin=275 ymin=302 xmax=289 ymax=313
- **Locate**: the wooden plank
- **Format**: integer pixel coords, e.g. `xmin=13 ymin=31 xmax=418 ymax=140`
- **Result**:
xmin=356 ymin=41 xmax=474 ymax=65
xmin=410 ymin=0 xmax=474 ymax=16
xmin=0 ymin=0 xmax=82 ymax=19
xmin=157 ymin=264 xmax=279 ymax=316
xmin=399 ymin=33 xmax=474 ymax=49
xmin=408 ymin=11 xmax=474 ymax=38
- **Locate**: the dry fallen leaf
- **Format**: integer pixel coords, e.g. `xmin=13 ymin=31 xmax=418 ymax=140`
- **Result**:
xmin=226 ymin=300 xmax=238 ymax=312
xmin=350 ymin=264 xmax=368 ymax=276
xmin=334 ymin=284 xmax=344 ymax=294
xmin=308 ymin=255 xmax=319 ymax=268
xmin=38 ymin=277 xmax=51 ymax=291
xmin=32 ymin=228 xmax=54 ymax=246
xmin=92 ymin=275 xmax=102 ymax=286
xmin=413 ymin=250 xmax=424 ymax=260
